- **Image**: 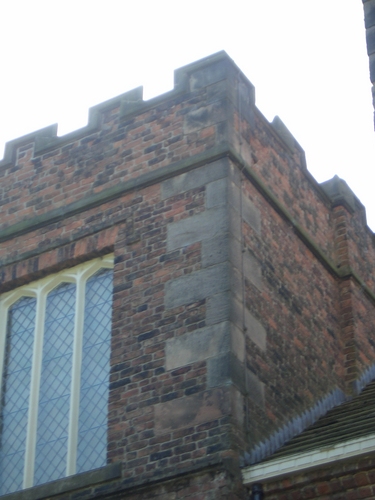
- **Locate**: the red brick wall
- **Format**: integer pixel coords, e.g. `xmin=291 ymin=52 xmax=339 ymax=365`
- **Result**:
xmin=263 ymin=457 xmax=375 ymax=499
xmin=240 ymin=171 xmax=343 ymax=447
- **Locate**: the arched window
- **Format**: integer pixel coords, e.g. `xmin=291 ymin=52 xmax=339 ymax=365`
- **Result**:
xmin=0 ymin=256 xmax=114 ymax=494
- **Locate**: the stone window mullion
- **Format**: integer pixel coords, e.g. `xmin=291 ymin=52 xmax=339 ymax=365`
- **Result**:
xmin=24 ymin=287 xmax=46 ymax=489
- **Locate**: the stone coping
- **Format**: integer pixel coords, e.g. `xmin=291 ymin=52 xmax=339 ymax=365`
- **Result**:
xmin=0 ymin=463 xmax=121 ymax=500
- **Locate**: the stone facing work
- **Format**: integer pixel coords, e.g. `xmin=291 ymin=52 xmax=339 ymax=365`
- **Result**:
xmin=1 ymin=51 xmax=375 ymax=499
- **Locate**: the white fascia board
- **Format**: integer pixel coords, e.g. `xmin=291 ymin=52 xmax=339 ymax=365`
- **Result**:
xmin=242 ymin=433 xmax=375 ymax=485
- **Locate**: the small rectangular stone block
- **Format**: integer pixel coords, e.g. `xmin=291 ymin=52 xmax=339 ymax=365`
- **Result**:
xmin=231 ymin=322 xmax=245 ymax=363
xmin=364 ymin=0 xmax=375 ymax=29
xmin=167 ymin=207 xmax=228 ymax=251
xmin=165 ymin=262 xmax=229 ymax=308
xmin=209 ymin=296 xmax=245 ymax=362
xmin=231 ymin=265 xmax=243 ymax=301
xmin=206 ymin=292 xmax=230 ymax=325
xmin=202 ymin=233 xmax=229 ymax=268
xmin=242 ymin=195 xmax=261 ymax=234
xmin=228 ymin=237 xmax=242 ymax=270
xmin=237 ymin=80 xmax=255 ymax=127
xmin=165 ymin=321 xmax=230 ymax=370
xmin=183 ymin=101 xmax=227 ymax=134
xmin=189 ymin=60 xmax=229 ymax=91
xmin=271 ymin=116 xmax=296 ymax=151
xmin=229 ymin=205 xmax=241 ymax=241
xmin=154 ymin=387 xmax=229 ymax=435
xmin=161 ymin=158 xmax=228 ymax=200
xmin=206 ymin=80 xmax=227 ymax=104
xmin=207 ymin=352 xmax=245 ymax=392
xmin=246 ymin=369 xmax=265 ymax=408
xmin=370 ymin=53 xmax=375 ymax=83
xmin=245 ymin=308 xmax=266 ymax=351
xmin=229 ymin=161 xmax=241 ymax=187
xmin=228 ymin=179 xmax=241 ymax=213
xmin=230 ymin=298 xmax=243 ymax=330
xmin=366 ymin=25 xmax=375 ymax=54
xmin=243 ymin=250 xmax=262 ymax=290
xmin=231 ymin=386 xmax=245 ymax=427
xmin=206 ymin=178 xmax=228 ymax=209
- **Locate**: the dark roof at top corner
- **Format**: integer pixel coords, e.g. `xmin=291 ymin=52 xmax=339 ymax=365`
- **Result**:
xmin=266 ymin=379 xmax=375 ymax=462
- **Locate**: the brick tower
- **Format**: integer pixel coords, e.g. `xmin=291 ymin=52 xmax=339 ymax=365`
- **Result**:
xmin=1 ymin=51 xmax=375 ymax=499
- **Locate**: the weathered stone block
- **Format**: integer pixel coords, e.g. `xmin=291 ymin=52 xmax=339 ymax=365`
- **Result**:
xmin=231 ymin=266 xmax=243 ymax=301
xmin=230 ymin=299 xmax=267 ymax=351
xmin=164 ymin=262 xmax=229 ymax=308
xmin=206 ymin=80 xmax=227 ymax=104
xmin=165 ymin=322 xmax=230 ymax=370
xmin=189 ymin=59 xmax=229 ymax=91
xmin=364 ymin=0 xmax=375 ymax=29
xmin=366 ymin=25 xmax=375 ymax=55
xmin=228 ymin=179 xmax=241 ymax=212
xmin=228 ymin=236 xmax=242 ymax=270
xmin=321 ymin=175 xmax=356 ymax=212
xmin=229 ymin=160 xmax=241 ymax=185
xmin=202 ymin=233 xmax=229 ymax=267
xmin=370 ymin=53 xmax=375 ymax=83
xmin=243 ymin=250 xmax=262 ymax=290
xmin=228 ymin=240 xmax=262 ymax=291
xmin=236 ymin=79 xmax=256 ymax=127
xmin=242 ymin=195 xmax=261 ymax=234
xmin=207 ymin=352 xmax=245 ymax=392
xmin=245 ymin=308 xmax=266 ymax=351
xmin=228 ymin=205 xmax=242 ymax=241
xmin=206 ymin=178 xmax=228 ymax=208
xmin=271 ymin=116 xmax=296 ymax=151
xmin=167 ymin=207 xmax=228 ymax=251
xmin=206 ymin=291 xmax=231 ymax=325
xmin=183 ymin=101 xmax=227 ymax=134
xmin=246 ymin=369 xmax=265 ymax=408
xmin=231 ymin=298 xmax=244 ymax=330
xmin=231 ymin=322 xmax=245 ymax=363
xmin=154 ymin=388 xmax=230 ymax=434
xmin=231 ymin=386 xmax=245 ymax=427
xmin=161 ymin=159 xmax=228 ymax=200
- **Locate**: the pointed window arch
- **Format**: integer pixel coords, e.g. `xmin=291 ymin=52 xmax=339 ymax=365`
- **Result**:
xmin=0 ymin=255 xmax=114 ymax=494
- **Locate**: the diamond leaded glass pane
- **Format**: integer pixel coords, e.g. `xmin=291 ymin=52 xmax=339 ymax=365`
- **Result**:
xmin=34 ymin=282 xmax=76 ymax=486
xmin=0 ymin=259 xmax=113 ymax=493
xmin=0 ymin=297 xmax=36 ymax=495
xmin=76 ymin=269 xmax=113 ymax=473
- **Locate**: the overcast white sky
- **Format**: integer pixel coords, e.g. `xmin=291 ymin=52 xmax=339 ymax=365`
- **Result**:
xmin=1 ymin=1 xmax=374 ymax=228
